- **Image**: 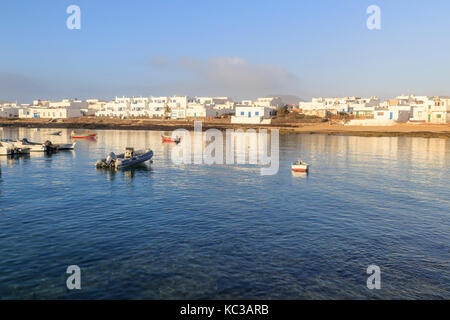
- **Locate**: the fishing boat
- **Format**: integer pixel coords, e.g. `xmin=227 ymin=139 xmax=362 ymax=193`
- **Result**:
xmin=56 ymin=142 xmax=76 ymax=150
xmin=162 ymin=135 xmax=181 ymax=143
xmin=0 ymin=143 xmax=13 ymax=155
xmin=291 ymin=156 xmax=309 ymax=172
xmin=0 ymin=141 xmax=30 ymax=155
xmin=96 ymin=147 xmax=153 ymax=169
xmin=1 ymin=139 xmax=46 ymax=152
xmin=19 ymin=138 xmax=76 ymax=152
xmin=71 ymin=131 xmax=97 ymax=139
xmin=14 ymin=139 xmax=48 ymax=152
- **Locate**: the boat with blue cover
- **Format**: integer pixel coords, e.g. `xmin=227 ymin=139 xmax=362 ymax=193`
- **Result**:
xmin=95 ymin=147 xmax=153 ymax=169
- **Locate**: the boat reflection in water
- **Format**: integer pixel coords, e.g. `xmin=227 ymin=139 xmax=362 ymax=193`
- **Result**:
xmin=291 ymin=171 xmax=308 ymax=179
xmin=96 ymin=163 xmax=153 ymax=183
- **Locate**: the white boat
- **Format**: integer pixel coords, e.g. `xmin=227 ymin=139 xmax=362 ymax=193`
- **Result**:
xmin=0 ymin=141 xmax=30 ymax=155
xmin=96 ymin=148 xmax=153 ymax=169
xmin=3 ymin=139 xmax=47 ymax=152
xmin=19 ymin=139 xmax=76 ymax=152
xmin=291 ymin=157 xmax=309 ymax=172
xmin=56 ymin=142 xmax=76 ymax=150
xmin=0 ymin=144 xmax=13 ymax=155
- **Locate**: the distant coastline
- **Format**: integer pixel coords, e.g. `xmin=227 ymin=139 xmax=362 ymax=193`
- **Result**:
xmin=1 ymin=118 xmax=449 ymax=138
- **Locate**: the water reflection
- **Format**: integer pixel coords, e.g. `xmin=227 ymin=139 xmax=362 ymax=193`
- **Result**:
xmin=292 ymin=171 xmax=308 ymax=179
xmin=0 ymin=127 xmax=449 ymax=299
xmin=96 ymin=163 xmax=153 ymax=183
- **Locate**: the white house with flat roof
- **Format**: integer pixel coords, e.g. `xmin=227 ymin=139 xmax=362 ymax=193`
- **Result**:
xmin=18 ymin=99 xmax=86 ymax=119
xmin=374 ymin=106 xmax=411 ymax=122
xmin=409 ymin=97 xmax=450 ymax=123
xmin=231 ymin=105 xmax=273 ymax=124
xmin=0 ymin=102 xmax=20 ymax=118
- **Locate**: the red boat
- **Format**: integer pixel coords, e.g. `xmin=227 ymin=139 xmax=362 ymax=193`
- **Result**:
xmin=71 ymin=131 xmax=97 ymax=139
xmin=162 ymin=135 xmax=181 ymax=143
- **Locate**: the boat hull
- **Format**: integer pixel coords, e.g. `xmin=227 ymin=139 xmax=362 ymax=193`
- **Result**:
xmin=162 ymin=136 xmax=180 ymax=143
xmin=71 ymin=134 xmax=97 ymax=139
xmin=13 ymin=142 xmax=46 ymax=152
xmin=0 ymin=147 xmax=12 ymax=155
xmin=116 ymin=150 xmax=153 ymax=169
xmin=96 ymin=149 xmax=153 ymax=169
xmin=291 ymin=164 xmax=309 ymax=172
xmin=56 ymin=142 xmax=76 ymax=150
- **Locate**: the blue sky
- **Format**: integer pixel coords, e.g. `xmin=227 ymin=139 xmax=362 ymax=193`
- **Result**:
xmin=1 ymin=0 xmax=450 ymax=102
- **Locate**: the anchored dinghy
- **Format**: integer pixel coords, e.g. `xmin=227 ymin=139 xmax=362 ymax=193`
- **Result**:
xmin=96 ymin=147 xmax=153 ymax=169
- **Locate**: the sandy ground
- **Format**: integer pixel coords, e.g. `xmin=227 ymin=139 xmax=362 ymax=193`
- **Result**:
xmin=1 ymin=118 xmax=449 ymax=138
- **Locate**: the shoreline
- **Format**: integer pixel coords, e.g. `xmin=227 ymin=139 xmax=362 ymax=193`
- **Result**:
xmin=1 ymin=118 xmax=450 ymax=138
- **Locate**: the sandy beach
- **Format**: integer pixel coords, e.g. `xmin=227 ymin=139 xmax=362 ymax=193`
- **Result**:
xmin=1 ymin=118 xmax=449 ymax=138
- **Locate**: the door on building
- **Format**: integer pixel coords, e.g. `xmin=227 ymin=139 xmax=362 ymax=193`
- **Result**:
xmin=390 ymin=112 xmax=393 ymax=120
xmin=356 ymin=111 xmax=359 ymax=118
xmin=248 ymin=112 xmax=251 ymax=118
xmin=428 ymin=114 xmax=431 ymax=122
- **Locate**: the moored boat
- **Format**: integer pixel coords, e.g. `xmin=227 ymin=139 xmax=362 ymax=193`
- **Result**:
xmin=16 ymin=139 xmax=48 ymax=152
xmin=292 ymin=156 xmax=309 ymax=172
xmin=55 ymin=142 xmax=76 ymax=150
xmin=162 ymin=135 xmax=181 ymax=143
xmin=71 ymin=131 xmax=97 ymax=139
xmin=1 ymin=139 xmax=46 ymax=152
xmin=96 ymin=147 xmax=153 ymax=169
xmin=0 ymin=141 xmax=30 ymax=155
xmin=0 ymin=143 xmax=13 ymax=155
xmin=20 ymin=138 xmax=76 ymax=152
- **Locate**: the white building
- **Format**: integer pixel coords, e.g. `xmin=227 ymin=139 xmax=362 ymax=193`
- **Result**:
xmin=231 ymin=106 xmax=273 ymax=124
xmin=409 ymin=97 xmax=450 ymax=123
xmin=19 ymin=99 xmax=86 ymax=119
xmin=0 ymin=106 xmax=19 ymax=118
xmin=0 ymin=101 xmax=20 ymax=118
xmin=95 ymin=97 xmax=129 ymax=118
xmin=168 ymin=96 xmax=190 ymax=119
xmin=148 ymin=96 xmax=168 ymax=118
xmin=299 ymin=97 xmax=380 ymax=115
xmin=374 ymin=107 xmax=411 ymax=122
xmin=254 ymin=97 xmax=284 ymax=109
xmin=239 ymin=97 xmax=283 ymax=109
xmin=185 ymin=103 xmax=234 ymax=119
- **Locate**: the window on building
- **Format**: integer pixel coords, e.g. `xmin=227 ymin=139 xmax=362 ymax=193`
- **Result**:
xmin=240 ymin=112 xmax=244 ymax=116
xmin=255 ymin=111 xmax=259 ymax=116
xmin=437 ymin=114 xmax=442 ymax=118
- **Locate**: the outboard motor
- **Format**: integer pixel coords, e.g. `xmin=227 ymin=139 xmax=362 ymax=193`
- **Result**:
xmin=105 ymin=152 xmax=117 ymax=166
xmin=44 ymin=140 xmax=54 ymax=153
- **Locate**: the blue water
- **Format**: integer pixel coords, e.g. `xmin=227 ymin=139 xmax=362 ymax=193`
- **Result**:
xmin=0 ymin=127 xmax=449 ymax=299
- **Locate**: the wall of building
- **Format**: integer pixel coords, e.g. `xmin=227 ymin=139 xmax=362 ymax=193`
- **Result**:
xmin=0 ymin=107 xmax=19 ymax=118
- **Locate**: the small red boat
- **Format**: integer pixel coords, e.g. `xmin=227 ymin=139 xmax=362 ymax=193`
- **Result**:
xmin=162 ymin=135 xmax=181 ymax=143
xmin=71 ymin=131 xmax=97 ymax=139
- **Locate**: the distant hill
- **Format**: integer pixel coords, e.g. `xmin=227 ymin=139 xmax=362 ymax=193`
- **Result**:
xmin=267 ymin=94 xmax=303 ymax=105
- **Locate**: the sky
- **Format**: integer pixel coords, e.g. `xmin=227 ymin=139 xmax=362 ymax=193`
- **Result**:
xmin=1 ymin=0 xmax=450 ymax=103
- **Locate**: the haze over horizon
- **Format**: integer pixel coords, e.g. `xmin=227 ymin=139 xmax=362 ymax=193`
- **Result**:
xmin=1 ymin=0 xmax=450 ymax=103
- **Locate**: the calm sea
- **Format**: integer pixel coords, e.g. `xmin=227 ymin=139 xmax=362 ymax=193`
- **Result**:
xmin=0 ymin=127 xmax=449 ymax=299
